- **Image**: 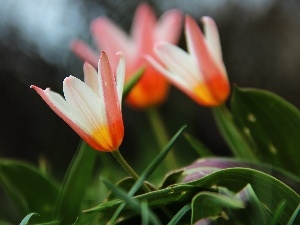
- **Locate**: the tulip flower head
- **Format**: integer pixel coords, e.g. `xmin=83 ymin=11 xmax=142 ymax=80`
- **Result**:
xmin=147 ymin=16 xmax=230 ymax=106
xmin=71 ymin=3 xmax=182 ymax=109
xmin=31 ymin=52 xmax=125 ymax=152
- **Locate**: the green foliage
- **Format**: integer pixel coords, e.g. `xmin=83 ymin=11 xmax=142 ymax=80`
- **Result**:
xmin=19 ymin=213 xmax=39 ymax=225
xmin=53 ymin=141 xmax=98 ymax=224
xmin=231 ymin=87 xmax=300 ymax=175
xmin=83 ymin=167 xmax=300 ymax=224
xmin=1 ymin=85 xmax=298 ymax=225
xmin=0 ymin=159 xmax=59 ymax=223
xmin=212 ymin=105 xmax=257 ymax=160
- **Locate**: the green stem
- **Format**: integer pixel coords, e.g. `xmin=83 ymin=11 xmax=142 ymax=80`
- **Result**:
xmin=146 ymin=107 xmax=178 ymax=170
xmin=111 ymin=150 xmax=151 ymax=192
xmin=212 ymin=104 xmax=257 ymax=160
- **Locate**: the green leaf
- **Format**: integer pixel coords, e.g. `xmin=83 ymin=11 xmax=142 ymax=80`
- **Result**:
xmin=234 ymin=184 xmax=271 ymax=225
xmin=53 ymin=141 xmax=98 ymax=224
xmin=231 ymin=87 xmax=300 ymax=175
xmin=85 ymin=168 xmax=300 ymax=225
xmin=84 ymin=184 xmax=199 ymax=214
xmin=180 ymin=157 xmax=300 ymax=193
xmin=192 ymin=184 xmax=271 ymax=225
xmin=271 ymin=200 xmax=287 ymax=225
xmin=0 ymin=160 xmax=59 ymax=221
xmin=184 ymin=133 xmax=213 ymax=157
xmin=20 ymin=213 xmax=39 ymax=225
xmin=122 ymin=66 xmax=145 ymax=98
xmin=212 ymin=105 xmax=257 ymax=160
xmin=160 ymin=170 xmax=184 ymax=189
xmin=187 ymin=168 xmax=300 ymax=224
xmin=191 ymin=191 xmax=243 ymax=224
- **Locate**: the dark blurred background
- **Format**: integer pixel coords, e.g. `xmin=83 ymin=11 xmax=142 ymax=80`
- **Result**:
xmin=0 ymin=0 xmax=300 ymax=179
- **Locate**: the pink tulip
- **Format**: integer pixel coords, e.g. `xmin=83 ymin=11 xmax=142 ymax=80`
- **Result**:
xmin=31 ymin=52 xmax=125 ymax=152
xmin=71 ymin=3 xmax=182 ymax=109
xmin=147 ymin=16 xmax=230 ymax=106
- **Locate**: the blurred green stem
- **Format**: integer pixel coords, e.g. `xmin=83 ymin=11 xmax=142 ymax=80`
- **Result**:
xmin=212 ymin=104 xmax=257 ymax=160
xmin=111 ymin=150 xmax=151 ymax=192
xmin=146 ymin=107 xmax=178 ymax=170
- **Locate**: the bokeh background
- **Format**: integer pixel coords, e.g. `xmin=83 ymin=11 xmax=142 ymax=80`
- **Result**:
xmin=1 ymin=0 xmax=300 ymax=180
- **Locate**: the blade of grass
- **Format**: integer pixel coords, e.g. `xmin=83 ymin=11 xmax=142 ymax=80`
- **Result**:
xmin=167 ymin=204 xmax=191 ymax=225
xmin=287 ymin=204 xmax=300 ymax=225
xmin=122 ymin=67 xmax=145 ymax=98
xmin=271 ymin=200 xmax=287 ymax=225
xmin=102 ymin=179 xmax=161 ymax=225
xmin=20 ymin=213 xmax=39 ymax=225
xmin=110 ymin=125 xmax=187 ymax=223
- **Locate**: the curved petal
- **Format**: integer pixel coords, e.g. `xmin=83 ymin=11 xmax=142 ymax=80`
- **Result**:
xmin=202 ymin=16 xmax=226 ymax=75
xmin=154 ymin=9 xmax=182 ymax=44
xmin=63 ymin=76 xmax=113 ymax=149
xmin=91 ymin=17 xmax=134 ymax=70
xmin=185 ymin=16 xmax=229 ymax=103
xmin=83 ymin=62 xmax=99 ymax=96
xmin=145 ymin=56 xmax=215 ymax=106
xmin=185 ymin=16 xmax=218 ymax=79
xmin=115 ymin=52 xmax=125 ymax=104
xmin=99 ymin=52 xmax=124 ymax=149
xmin=154 ymin=42 xmax=200 ymax=83
xmin=30 ymin=85 xmax=105 ymax=150
xmin=71 ymin=40 xmax=99 ymax=68
xmin=145 ymin=55 xmax=190 ymax=91
xmin=131 ymin=3 xmax=155 ymax=55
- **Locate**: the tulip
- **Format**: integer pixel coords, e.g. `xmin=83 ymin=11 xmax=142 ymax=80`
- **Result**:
xmin=71 ymin=3 xmax=182 ymax=109
xmin=147 ymin=16 xmax=230 ymax=106
xmin=31 ymin=52 xmax=125 ymax=152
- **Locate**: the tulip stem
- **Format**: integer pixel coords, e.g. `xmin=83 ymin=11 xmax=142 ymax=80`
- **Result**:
xmin=212 ymin=104 xmax=257 ymax=160
xmin=111 ymin=150 xmax=151 ymax=192
xmin=146 ymin=107 xmax=178 ymax=170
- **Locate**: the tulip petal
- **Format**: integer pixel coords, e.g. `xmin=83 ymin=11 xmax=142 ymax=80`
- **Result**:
xmin=63 ymin=76 xmax=113 ymax=149
xmin=146 ymin=55 xmax=190 ymax=94
xmin=131 ymin=3 xmax=155 ymax=55
xmin=185 ymin=16 xmax=218 ymax=80
xmin=99 ymin=52 xmax=124 ymax=149
xmin=185 ymin=16 xmax=229 ymax=103
xmin=71 ymin=40 xmax=99 ymax=68
xmin=91 ymin=18 xmax=134 ymax=70
xmin=154 ymin=10 xmax=182 ymax=44
xmin=115 ymin=52 xmax=125 ymax=104
xmin=30 ymin=85 xmax=105 ymax=150
xmin=202 ymin=16 xmax=226 ymax=75
xmin=154 ymin=42 xmax=200 ymax=85
xmin=83 ymin=62 xmax=99 ymax=97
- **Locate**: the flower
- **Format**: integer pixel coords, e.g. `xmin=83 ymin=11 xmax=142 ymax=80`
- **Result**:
xmin=71 ymin=3 xmax=182 ymax=109
xmin=147 ymin=16 xmax=230 ymax=106
xmin=31 ymin=52 xmax=125 ymax=152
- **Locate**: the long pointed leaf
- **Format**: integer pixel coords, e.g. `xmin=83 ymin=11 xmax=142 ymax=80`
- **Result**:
xmin=54 ymin=141 xmax=97 ymax=223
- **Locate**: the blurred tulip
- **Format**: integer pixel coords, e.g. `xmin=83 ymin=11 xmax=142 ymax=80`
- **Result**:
xmin=147 ymin=16 xmax=230 ymax=106
xmin=72 ymin=3 xmax=182 ymax=109
xmin=31 ymin=52 xmax=125 ymax=152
